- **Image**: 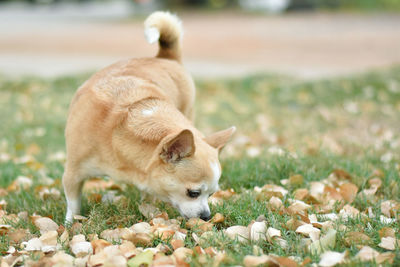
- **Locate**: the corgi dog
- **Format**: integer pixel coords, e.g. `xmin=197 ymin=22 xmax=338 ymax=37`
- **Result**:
xmin=62 ymin=11 xmax=235 ymax=223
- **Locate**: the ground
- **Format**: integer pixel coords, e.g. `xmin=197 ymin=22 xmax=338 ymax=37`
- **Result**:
xmin=0 ymin=65 xmax=399 ymax=266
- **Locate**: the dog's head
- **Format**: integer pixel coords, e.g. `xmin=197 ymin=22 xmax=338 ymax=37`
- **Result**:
xmin=146 ymin=126 xmax=235 ymax=220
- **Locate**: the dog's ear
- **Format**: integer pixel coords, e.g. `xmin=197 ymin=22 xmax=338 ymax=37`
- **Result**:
xmin=160 ymin=129 xmax=195 ymax=164
xmin=204 ymin=126 xmax=236 ymax=151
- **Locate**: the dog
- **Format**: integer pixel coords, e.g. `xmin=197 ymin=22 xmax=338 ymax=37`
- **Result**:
xmin=62 ymin=11 xmax=236 ymax=223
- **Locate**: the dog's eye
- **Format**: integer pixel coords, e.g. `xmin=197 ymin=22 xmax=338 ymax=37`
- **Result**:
xmin=187 ymin=189 xmax=201 ymax=198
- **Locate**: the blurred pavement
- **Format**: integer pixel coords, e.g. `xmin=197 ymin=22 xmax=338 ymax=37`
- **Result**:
xmin=1 ymin=4 xmax=400 ymax=79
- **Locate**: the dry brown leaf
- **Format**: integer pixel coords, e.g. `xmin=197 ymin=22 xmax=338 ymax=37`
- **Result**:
xmin=130 ymin=222 xmax=151 ymax=235
xmin=0 ymin=224 xmax=11 ymax=236
xmin=243 ymin=255 xmax=277 ymax=267
xmin=381 ymin=200 xmax=399 ymax=218
xmin=289 ymin=174 xmax=304 ymax=186
xmin=91 ymin=239 xmax=111 ymax=254
xmin=210 ymin=213 xmax=225 ymax=223
xmin=296 ymin=224 xmax=320 ymax=241
xmin=250 ymin=221 xmax=267 ymax=242
xmin=172 ymin=247 xmax=193 ymax=266
xmin=287 ymin=200 xmax=311 ymax=216
xmin=269 ymin=196 xmax=283 ymax=211
xmin=376 ymin=252 xmax=395 ymax=264
xmin=379 ymin=227 xmax=395 ymax=238
xmin=70 ymin=234 xmax=93 ymax=257
xmin=186 ymin=218 xmax=213 ymax=233
xmin=211 ymin=189 xmax=235 ymax=200
xmin=138 ymin=203 xmax=161 ymax=219
xmin=171 ymin=239 xmax=184 ymax=250
xmin=309 ymin=229 xmax=337 ymax=254
xmin=8 ymin=228 xmax=30 ymax=244
xmin=38 ymin=188 xmax=61 ymax=200
xmin=324 ymin=186 xmax=343 ymax=202
xmin=7 ymin=176 xmax=33 ymax=192
xmin=119 ymin=241 xmax=137 ymax=259
xmin=257 ymin=184 xmax=288 ymax=199
xmin=355 ymin=246 xmax=379 ymax=262
xmin=153 ymin=227 xmax=175 ymax=241
xmin=39 ymin=230 xmax=58 ymax=247
xmin=285 ymin=218 xmax=306 ymax=231
xmin=339 ymin=183 xmax=358 ymax=203
xmin=266 ymin=227 xmax=281 ymax=243
xmin=100 ymin=227 xmax=131 ymax=242
xmin=378 ymin=237 xmax=400 ymax=251
xmin=273 ymin=256 xmax=299 ymax=267
xmin=24 ymin=237 xmax=43 ymax=251
xmin=33 ymin=217 xmax=58 ymax=234
xmin=127 ymin=233 xmax=152 ymax=246
xmin=225 ymin=225 xmax=249 ymax=243
xmin=293 ymin=188 xmax=309 ymax=201
xmin=339 ymin=205 xmax=360 ymax=221
xmin=152 ymin=255 xmax=175 ymax=267
xmin=318 ymin=251 xmax=346 ymax=267
xmin=50 ymin=251 xmax=75 ymax=267
xmin=309 ymin=182 xmax=325 ymax=202
xmin=344 ymin=232 xmax=371 ymax=247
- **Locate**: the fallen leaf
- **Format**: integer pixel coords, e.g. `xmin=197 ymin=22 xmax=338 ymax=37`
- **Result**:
xmin=257 ymin=184 xmax=288 ymax=199
xmin=186 ymin=218 xmax=213 ymax=233
xmin=91 ymin=239 xmax=111 ymax=254
xmin=7 ymin=176 xmax=33 ymax=192
xmin=24 ymin=237 xmax=43 ymax=251
xmin=318 ymin=251 xmax=346 ymax=267
xmin=287 ymin=200 xmax=311 ymax=216
xmin=50 ymin=251 xmax=75 ymax=267
xmin=355 ymin=246 xmax=379 ymax=262
xmin=130 ymin=222 xmax=151 ymax=235
xmin=379 ymin=227 xmax=395 ymax=238
xmin=0 ymin=224 xmax=11 ymax=235
xmin=339 ymin=183 xmax=358 ymax=203
xmin=344 ymin=232 xmax=371 ymax=247
xmin=289 ymin=174 xmax=304 ymax=186
xmin=293 ymin=188 xmax=309 ymax=201
xmin=250 ymin=221 xmax=267 ymax=242
xmin=33 ymin=217 xmax=58 ymax=234
xmin=378 ymin=237 xmax=400 ymax=251
xmin=309 ymin=229 xmax=337 ymax=254
xmin=70 ymin=235 xmax=93 ymax=257
xmin=172 ymin=247 xmax=193 ymax=266
xmin=138 ymin=203 xmax=161 ymax=219
xmin=243 ymin=255 xmax=276 ymax=267
xmin=381 ymin=200 xmax=399 ymax=218
xmin=210 ymin=213 xmax=225 ymax=223
xmin=296 ymin=224 xmax=320 ymax=241
xmin=225 ymin=225 xmax=249 ymax=243
xmin=376 ymin=252 xmax=395 ymax=264
xmin=171 ymin=239 xmax=184 ymax=250
xmin=266 ymin=227 xmax=281 ymax=243
xmin=269 ymin=196 xmax=283 ymax=211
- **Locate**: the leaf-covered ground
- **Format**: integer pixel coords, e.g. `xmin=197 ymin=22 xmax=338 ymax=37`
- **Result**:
xmin=0 ymin=67 xmax=400 ymax=266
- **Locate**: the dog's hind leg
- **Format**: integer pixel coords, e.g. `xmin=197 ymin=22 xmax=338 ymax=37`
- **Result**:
xmin=62 ymin=166 xmax=85 ymax=224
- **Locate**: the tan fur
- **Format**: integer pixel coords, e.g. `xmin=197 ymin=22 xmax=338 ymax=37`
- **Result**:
xmin=62 ymin=11 xmax=235 ymax=222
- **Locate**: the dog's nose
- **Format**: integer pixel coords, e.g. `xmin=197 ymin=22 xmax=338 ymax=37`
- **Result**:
xmin=200 ymin=211 xmax=211 ymax=221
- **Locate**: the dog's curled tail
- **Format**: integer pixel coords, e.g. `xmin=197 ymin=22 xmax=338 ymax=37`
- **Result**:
xmin=144 ymin=11 xmax=183 ymax=62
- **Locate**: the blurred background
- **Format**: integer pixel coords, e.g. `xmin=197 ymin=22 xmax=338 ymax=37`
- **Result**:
xmin=1 ymin=0 xmax=400 ymax=79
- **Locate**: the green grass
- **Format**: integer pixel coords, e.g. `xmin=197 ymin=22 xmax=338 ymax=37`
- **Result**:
xmin=0 ymin=67 xmax=400 ymax=266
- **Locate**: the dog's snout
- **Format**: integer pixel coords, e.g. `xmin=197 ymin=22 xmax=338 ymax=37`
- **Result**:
xmin=200 ymin=211 xmax=211 ymax=221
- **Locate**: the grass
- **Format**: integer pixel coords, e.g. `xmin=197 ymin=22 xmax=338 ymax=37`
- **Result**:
xmin=0 ymin=66 xmax=400 ymax=266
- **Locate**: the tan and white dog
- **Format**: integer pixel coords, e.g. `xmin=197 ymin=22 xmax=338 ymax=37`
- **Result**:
xmin=62 ymin=11 xmax=235 ymax=223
